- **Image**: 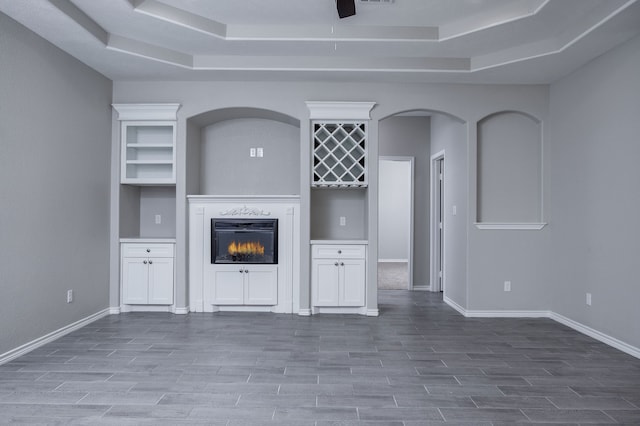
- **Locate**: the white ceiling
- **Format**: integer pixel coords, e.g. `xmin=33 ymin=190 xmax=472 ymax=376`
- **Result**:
xmin=1 ymin=0 xmax=639 ymax=84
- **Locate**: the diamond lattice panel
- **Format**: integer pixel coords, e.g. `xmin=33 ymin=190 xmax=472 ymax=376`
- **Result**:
xmin=313 ymin=122 xmax=367 ymax=187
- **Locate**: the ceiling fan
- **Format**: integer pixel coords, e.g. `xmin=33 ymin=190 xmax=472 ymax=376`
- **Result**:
xmin=337 ymin=0 xmax=356 ymax=18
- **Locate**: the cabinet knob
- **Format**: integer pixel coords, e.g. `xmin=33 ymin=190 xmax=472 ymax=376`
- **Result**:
xmin=340 ymin=262 xmax=344 ymax=266
xmin=143 ymin=260 xmax=148 ymax=264
xmin=146 ymin=248 xmax=151 ymax=253
xmin=337 ymin=250 xmax=342 ymax=254
xmin=239 ymin=269 xmax=244 ymax=273
xmin=244 ymin=269 xmax=249 ymax=273
xmin=334 ymin=262 xmax=339 ymax=266
xmin=148 ymin=260 xmax=153 ymax=264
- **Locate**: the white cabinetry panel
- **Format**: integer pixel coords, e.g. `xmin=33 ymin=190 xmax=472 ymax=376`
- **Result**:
xmin=212 ymin=265 xmax=278 ymax=306
xmin=312 ymin=243 xmax=366 ymax=308
xmin=121 ymin=242 xmax=174 ymax=306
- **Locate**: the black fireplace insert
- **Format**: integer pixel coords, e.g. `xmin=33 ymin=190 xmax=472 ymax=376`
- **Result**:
xmin=211 ymin=218 xmax=278 ymax=264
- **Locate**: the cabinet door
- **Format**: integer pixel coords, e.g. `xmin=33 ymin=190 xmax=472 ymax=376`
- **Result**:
xmin=213 ymin=268 xmax=245 ymax=305
xmin=244 ymin=267 xmax=278 ymax=305
xmin=340 ymin=259 xmax=365 ymax=306
xmin=122 ymin=258 xmax=149 ymax=304
xmin=313 ymin=259 xmax=340 ymax=306
xmin=147 ymin=257 xmax=174 ymax=305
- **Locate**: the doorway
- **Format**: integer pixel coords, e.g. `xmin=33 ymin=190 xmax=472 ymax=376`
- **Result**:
xmin=430 ymin=151 xmax=445 ymax=292
xmin=378 ymin=157 xmax=414 ymax=290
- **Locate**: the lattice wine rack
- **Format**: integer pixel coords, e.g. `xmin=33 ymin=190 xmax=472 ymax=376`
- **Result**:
xmin=312 ymin=122 xmax=367 ymax=187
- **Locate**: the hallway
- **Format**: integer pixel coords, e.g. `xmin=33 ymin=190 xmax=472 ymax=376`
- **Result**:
xmin=1 ymin=291 xmax=639 ymax=424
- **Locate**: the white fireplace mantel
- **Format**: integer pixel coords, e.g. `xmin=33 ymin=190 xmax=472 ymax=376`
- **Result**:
xmin=187 ymin=195 xmax=301 ymax=314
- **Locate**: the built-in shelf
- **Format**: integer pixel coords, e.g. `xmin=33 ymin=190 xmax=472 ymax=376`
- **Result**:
xmin=113 ymin=104 xmax=180 ymax=185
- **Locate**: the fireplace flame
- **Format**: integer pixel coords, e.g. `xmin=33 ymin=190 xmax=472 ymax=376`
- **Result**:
xmin=227 ymin=240 xmax=265 ymax=257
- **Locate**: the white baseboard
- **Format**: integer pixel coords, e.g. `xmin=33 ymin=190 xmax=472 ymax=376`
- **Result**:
xmin=120 ymin=305 xmax=172 ymax=313
xmin=443 ymin=296 xmax=466 ymax=316
xmin=443 ymin=296 xmax=640 ymax=359
xmin=378 ymin=259 xmax=409 ymax=263
xmin=412 ymin=285 xmax=430 ymax=291
xmin=298 ymin=308 xmax=312 ymax=316
xmin=550 ymin=312 xmax=640 ymax=359
xmin=109 ymin=306 xmax=121 ymax=314
xmin=173 ymin=307 xmax=189 ymax=315
xmin=0 ymin=308 xmax=110 ymax=365
xmin=366 ymin=309 xmax=379 ymax=317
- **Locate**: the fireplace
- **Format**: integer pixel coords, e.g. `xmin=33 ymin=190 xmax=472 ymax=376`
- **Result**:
xmin=211 ymin=218 xmax=278 ymax=264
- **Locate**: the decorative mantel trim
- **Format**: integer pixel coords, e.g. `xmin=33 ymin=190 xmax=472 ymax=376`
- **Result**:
xmin=306 ymin=101 xmax=376 ymax=120
xmin=220 ymin=205 xmax=271 ymax=216
xmin=112 ymin=103 xmax=180 ymax=121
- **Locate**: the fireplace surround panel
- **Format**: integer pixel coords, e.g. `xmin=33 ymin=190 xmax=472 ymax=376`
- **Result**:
xmin=211 ymin=218 xmax=278 ymax=264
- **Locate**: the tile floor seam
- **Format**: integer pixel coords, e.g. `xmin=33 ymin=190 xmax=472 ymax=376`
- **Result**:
xmin=601 ymin=409 xmax=619 ymax=423
xmin=623 ymin=396 xmax=640 ymax=409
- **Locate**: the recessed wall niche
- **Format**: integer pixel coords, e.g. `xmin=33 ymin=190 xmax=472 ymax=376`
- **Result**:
xmin=199 ymin=117 xmax=300 ymax=196
xmin=477 ymin=111 xmax=542 ymax=224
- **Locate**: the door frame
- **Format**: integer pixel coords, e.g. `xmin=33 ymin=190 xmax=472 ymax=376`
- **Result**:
xmin=378 ymin=156 xmax=415 ymax=290
xmin=430 ymin=150 xmax=445 ymax=293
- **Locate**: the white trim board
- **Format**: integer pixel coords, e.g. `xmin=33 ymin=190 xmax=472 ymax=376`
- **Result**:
xmin=0 ymin=309 xmax=110 ymax=365
xmin=443 ymin=297 xmax=640 ymax=359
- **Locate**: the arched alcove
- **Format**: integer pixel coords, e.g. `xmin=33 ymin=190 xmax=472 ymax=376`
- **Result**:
xmin=186 ymin=108 xmax=301 ymax=196
xmin=476 ymin=111 xmax=542 ymax=224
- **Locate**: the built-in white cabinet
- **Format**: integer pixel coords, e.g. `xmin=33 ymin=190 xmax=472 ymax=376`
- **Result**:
xmin=121 ymin=242 xmax=174 ymax=305
xmin=312 ymin=243 xmax=366 ymax=307
xmin=113 ymin=104 xmax=180 ymax=185
xmin=212 ymin=265 xmax=278 ymax=305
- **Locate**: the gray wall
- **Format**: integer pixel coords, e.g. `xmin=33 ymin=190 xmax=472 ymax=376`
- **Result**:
xmin=477 ymin=112 xmax=542 ymax=223
xmin=139 ymin=187 xmax=176 ymax=238
xmin=200 ymin=118 xmax=300 ymax=196
xmin=548 ymin=34 xmax=640 ymax=348
xmin=0 ymin=15 xmax=112 ymax=355
xmin=112 ymin=80 xmax=549 ymax=319
xmin=310 ymin=189 xmax=367 ymax=240
xmin=378 ymin=159 xmax=411 ymax=261
xmin=379 ymin=116 xmax=430 ymax=286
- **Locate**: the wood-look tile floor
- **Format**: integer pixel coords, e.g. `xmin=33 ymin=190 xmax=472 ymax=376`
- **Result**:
xmin=1 ymin=291 xmax=639 ymax=425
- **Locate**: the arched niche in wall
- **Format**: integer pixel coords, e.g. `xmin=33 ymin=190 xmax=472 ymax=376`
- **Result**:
xmin=476 ymin=111 xmax=543 ymax=228
xmin=186 ymin=108 xmax=301 ymax=196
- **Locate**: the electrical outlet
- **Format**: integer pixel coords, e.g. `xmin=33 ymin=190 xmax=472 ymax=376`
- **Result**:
xmin=155 ymin=214 xmax=162 ymax=224
xmin=250 ymin=148 xmax=256 ymax=157
xmin=257 ymin=147 xmax=264 ymax=157
xmin=339 ymin=216 xmax=346 ymax=226
xmin=504 ymin=281 xmax=511 ymax=292
xmin=67 ymin=289 xmax=73 ymax=303
xmin=586 ymin=293 xmax=592 ymax=306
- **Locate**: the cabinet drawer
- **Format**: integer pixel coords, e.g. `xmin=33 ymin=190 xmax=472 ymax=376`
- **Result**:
xmin=122 ymin=243 xmax=174 ymax=258
xmin=312 ymin=244 xmax=366 ymax=259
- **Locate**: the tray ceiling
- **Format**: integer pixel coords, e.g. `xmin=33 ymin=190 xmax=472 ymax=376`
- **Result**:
xmin=1 ymin=0 xmax=639 ymax=83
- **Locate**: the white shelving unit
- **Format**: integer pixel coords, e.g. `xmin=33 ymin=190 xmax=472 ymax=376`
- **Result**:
xmin=113 ymin=104 xmax=180 ymax=185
